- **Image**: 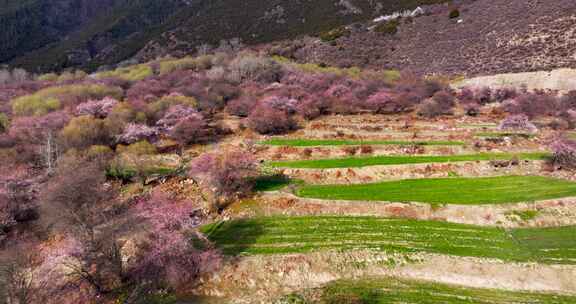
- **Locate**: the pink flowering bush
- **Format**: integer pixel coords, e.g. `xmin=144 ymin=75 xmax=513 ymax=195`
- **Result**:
xmin=8 ymin=111 xmax=70 ymax=163
xmin=154 ymin=105 xmax=216 ymax=145
xmin=259 ymin=95 xmax=299 ymax=114
xmin=498 ymin=114 xmax=537 ymax=133
xmin=156 ymin=104 xmax=200 ymax=130
xmin=296 ymin=97 xmax=330 ymax=120
xmin=280 ymin=70 xmax=336 ymax=92
xmin=417 ymin=90 xmax=455 ymax=118
xmin=247 ymin=104 xmax=298 ymax=135
xmin=557 ymin=91 xmax=576 ymax=113
xmin=133 ymin=191 xmax=220 ymax=288
xmin=504 ymin=93 xmax=557 ymax=118
xmin=169 ymin=114 xmax=214 ymax=145
xmin=0 ymin=180 xmax=38 ymax=239
xmin=226 ymin=95 xmax=257 ymax=117
xmin=323 ymin=84 xmax=352 ymax=99
xmin=549 ymin=135 xmax=576 ymax=169
xmin=475 ymin=87 xmax=492 ymax=104
xmin=189 ymin=151 xmax=258 ymax=211
xmin=9 ymin=111 xmax=70 ymax=143
xmin=75 ymin=97 xmax=119 ymax=118
xmin=457 ymin=87 xmax=475 ymax=102
xmin=0 ymin=191 xmax=16 ymax=235
xmin=116 ymin=123 xmax=159 ymax=145
xmin=493 ymin=87 xmax=518 ymax=103
xmin=365 ymin=90 xmax=398 ymax=114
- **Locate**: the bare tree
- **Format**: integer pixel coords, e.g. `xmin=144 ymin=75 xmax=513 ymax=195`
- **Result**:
xmin=0 ymin=247 xmax=47 ymax=304
xmin=11 ymin=69 xmax=29 ymax=83
xmin=42 ymin=156 xmax=125 ymax=296
xmin=196 ymin=43 xmax=213 ymax=56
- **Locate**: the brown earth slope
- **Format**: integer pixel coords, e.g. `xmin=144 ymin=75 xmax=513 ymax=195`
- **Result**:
xmin=280 ymin=0 xmax=576 ymax=76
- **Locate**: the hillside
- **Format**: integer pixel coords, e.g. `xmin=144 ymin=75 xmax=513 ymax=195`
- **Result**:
xmin=1 ymin=0 xmax=191 ymax=71
xmin=3 ymin=1 xmax=576 ymax=303
xmin=4 ymin=0 xmax=576 ymax=77
xmin=2 ymin=0 xmax=448 ymax=72
xmin=2 ymin=50 xmax=576 ymax=302
xmin=0 ymin=0 xmax=122 ymax=63
xmin=277 ymin=0 xmax=576 ymax=76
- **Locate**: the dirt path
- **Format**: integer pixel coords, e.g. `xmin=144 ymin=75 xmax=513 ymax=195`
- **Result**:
xmin=193 ymin=251 xmax=576 ymax=303
xmin=278 ymin=160 xmax=545 ymax=184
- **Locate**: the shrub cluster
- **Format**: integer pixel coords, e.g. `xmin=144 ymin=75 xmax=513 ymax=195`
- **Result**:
xmin=498 ymin=114 xmax=538 ymax=133
xmin=549 ymin=136 xmax=576 ymax=169
xmin=60 ymin=116 xmax=114 ymax=149
xmin=95 ymin=64 xmax=153 ymax=82
xmin=228 ymin=55 xmax=284 ymax=83
xmin=374 ymin=19 xmax=400 ymax=35
xmin=247 ymin=104 xmax=298 ymax=135
xmin=75 ymin=97 xmax=119 ymax=118
xmin=0 ymin=68 xmax=30 ymax=85
xmin=319 ymin=27 xmax=350 ymax=42
xmin=12 ymin=84 xmax=123 ymax=116
xmin=116 ymin=123 xmax=159 ymax=145
xmin=158 ymin=55 xmax=213 ymax=75
xmin=188 ymin=150 xmax=258 ymax=211
xmin=417 ymin=90 xmax=455 ymax=118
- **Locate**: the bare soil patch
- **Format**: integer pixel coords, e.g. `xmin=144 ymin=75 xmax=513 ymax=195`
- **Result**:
xmin=193 ymin=251 xmax=576 ymax=303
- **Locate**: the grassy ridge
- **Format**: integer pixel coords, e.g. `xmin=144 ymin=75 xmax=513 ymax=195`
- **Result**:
xmin=200 ymin=216 xmax=576 ymax=264
xmin=269 ymin=153 xmax=548 ymax=169
xmin=316 ymin=277 xmax=576 ymax=303
xmin=261 ymin=138 xmax=465 ymax=147
xmin=295 ymin=176 xmax=576 ymax=205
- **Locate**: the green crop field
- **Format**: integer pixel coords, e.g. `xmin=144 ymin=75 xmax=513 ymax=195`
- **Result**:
xmin=295 ymin=176 xmax=576 ymax=205
xmin=200 ymin=216 xmax=576 ymax=264
xmin=511 ymin=226 xmax=576 ymax=264
xmin=261 ymin=138 xmax=465 ymax=147
xmin=269 ymin=153 xmax=548 ymax=169
xmin=314 ymin=277 xmax=576 ymax=303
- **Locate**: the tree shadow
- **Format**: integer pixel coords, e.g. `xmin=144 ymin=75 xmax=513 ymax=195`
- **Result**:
xmin=252 ymin=174 xmax=292 ymax=192
xmin=200 ymin=219 xmax=265 ymax=256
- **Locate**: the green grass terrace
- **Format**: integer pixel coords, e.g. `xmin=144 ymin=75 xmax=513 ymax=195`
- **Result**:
xmin=314 ymin=277 xmax=576 ymax=303
xmin=295 ymin=176 xmax=576 ymax=205
xmin=261 ymin=138 xmax=465 ymax=147
xmin=269 ymin=152 xmax=548 ymax=169
xmin=201 ymin=216 xmax=576 ymax=264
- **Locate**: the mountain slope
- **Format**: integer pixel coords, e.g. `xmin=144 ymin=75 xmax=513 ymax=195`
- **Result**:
xmin=2 ymin=0 xmax=447 ymax=72
xmin=0 ymin=0 xmax=121 ymax=63
xmin=280 ymin=0 xmax=576 ymax=76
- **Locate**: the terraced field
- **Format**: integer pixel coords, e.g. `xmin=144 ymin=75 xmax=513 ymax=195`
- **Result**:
xmin=269 ymin=152 xmax=548 ymax=169
xmin=511 ymin=226 xmax=576 ymax=264
xmin=309 ymin=277 xmax=576 ymax=303
xmin=295 ymin=175 xmax=576 ymax=204
xmin=201 ymin=216 xmax=576 ymax=264
xmin=262 ymin=138 xmax=465 ymax=147
xmin=198 ymin=115 xmax=576 ymax=302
